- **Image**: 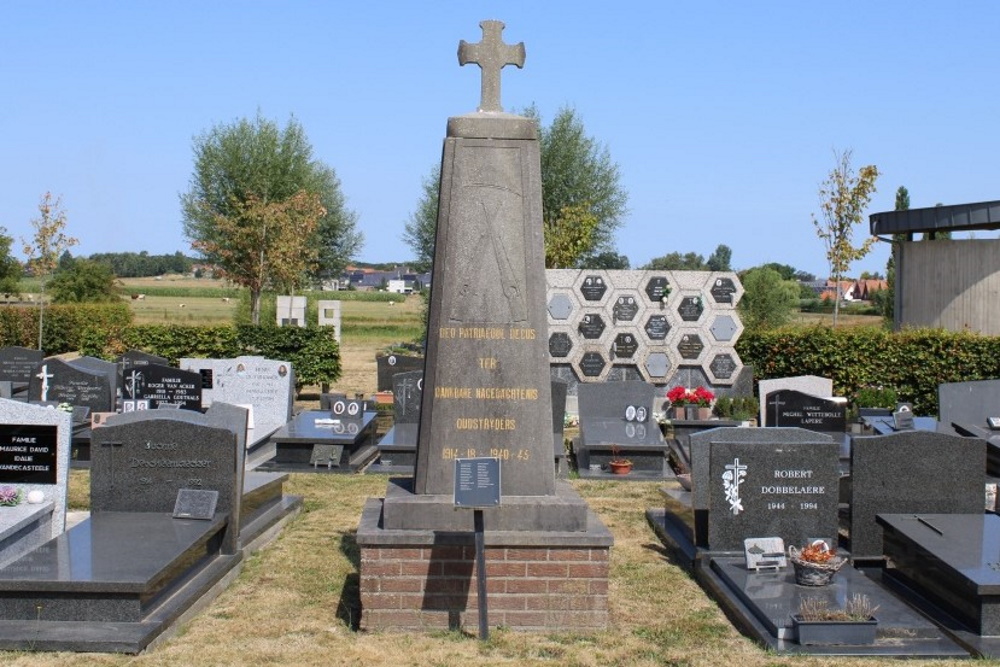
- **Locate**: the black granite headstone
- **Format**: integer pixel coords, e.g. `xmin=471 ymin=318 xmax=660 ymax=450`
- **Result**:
xmin=850 ymin=431 xmax=985 ymax=560
xmin=707 ymin=438 xmax=840 ymax=552
xmin=118 ymin=350 xmax=169 ymax=370
xmin=28 ymin=359 xmax=113 ymax=412
xmin=375 ymin=354 xmax=424 ymax=392
xmin=392 ymin=370 xmax=423 ymax=424
xmin=122 ymin=363 xmax=202 ymax=411
xmin=0 ymin=347 xmax=43 ymax=384
xmin=765 ymin=389 xmax=846 ymax=433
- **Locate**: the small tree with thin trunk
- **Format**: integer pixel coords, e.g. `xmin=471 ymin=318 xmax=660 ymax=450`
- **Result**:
xmin=811 ymin=149 xmax=879 ymax=325
xmin=22 ymin=192 xmax=78 ymax=349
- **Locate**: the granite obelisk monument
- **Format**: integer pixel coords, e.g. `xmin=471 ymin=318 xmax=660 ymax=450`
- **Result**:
xmin=358 ymin=21 xmax=611 ymax=632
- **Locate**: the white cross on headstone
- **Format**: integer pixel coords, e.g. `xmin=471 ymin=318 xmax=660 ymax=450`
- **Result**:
xmin=36 ymin=364 xmax=53 ymax=401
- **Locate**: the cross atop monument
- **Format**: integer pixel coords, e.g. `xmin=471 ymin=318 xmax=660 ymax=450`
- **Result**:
xmin=458 ymin=20 xmax=525 ymax=113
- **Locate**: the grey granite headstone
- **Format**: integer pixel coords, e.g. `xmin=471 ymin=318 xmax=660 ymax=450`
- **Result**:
xmin=939 ymin=379 xmax=1000 ymax=430
xmin=392 ymin=371 xmax=423 ymax=424
xmin=93 ymin=410 xmax=245 ymax=553
xmin=707 ymin=438 xmax=839 ymax=552
xmin=122 ymin=363 xmax=202 ymax=412
xmin=28 ymin=358 xmax=113 ymax=412
xmin=578 ymin=380 xmax=655 ymax=422
xmin=0 ymin=399 xmax=71 ymax=538
xmin=850 ymin=430 xmax=985 ymax=560
xmin=764 ymin=389 xmax=846 ymax=433
xmin=67 ymin=356 xmax=119 ymax=405
xmin=690 ymin=427 xmax=835 ymax=549
xmin=758 ymin=375 xmax=833 ymax=426
xmin=0 ymin=347 xmax=43 ymax=384
xmin=179 ymin=356 xmax=294 ymax=441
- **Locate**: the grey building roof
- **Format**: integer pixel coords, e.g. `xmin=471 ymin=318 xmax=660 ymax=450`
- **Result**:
xmin=870 ymin=200 xmax=1000 ymax=236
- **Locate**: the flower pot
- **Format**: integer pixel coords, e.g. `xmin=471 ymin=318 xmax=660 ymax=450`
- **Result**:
xmin=609 ymin=460 xmax=633 ymax=475
xmin=792 ymin=615 xmax=877 ymax=645
xmin=673 ymin=406 xmax=686 ymax=420
xmin=685 ymin=405 xmax=699 ymax=420
xmin=788 ymin=544 xmax=846 ymax=586
xmin=697 ymin=407 xmax=712 ymax=420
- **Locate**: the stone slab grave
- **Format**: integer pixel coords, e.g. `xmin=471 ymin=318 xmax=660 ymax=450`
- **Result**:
xmin=374 ymin=370 xmax=423 ymax=473
xmin=0 ymin=346 xmax=43 ymax=394
xmin=0 ymin=404 xmax=302 ymax=653
xmin=179 ymin=356 xmax=295 ymax=461
xmin=28 ymin=358 xmax=113 ymax=414
xmin=850 ymin=430 xmax=985 ymax=561
xmin=375 ymin=352 xmax=424 ymax=392
xmin=877 ymin=512 xmax=1000 ymax=656
xmin=758 ymin=375 xmax=833 ymax=427
xmin=0 ymin=400 xmax=70 ymax=568
xmin=575 ymin=380 xmax=669 ymax=479
xmin=939 ymin=378 xmax=1000 ymax=476
xmin=122 ymin=363 xmax=202 ymax=412
xmin=358 ymin=20 xmax=613 ymax=634
xmin=264 ymin=394 xmax=378 ymax=473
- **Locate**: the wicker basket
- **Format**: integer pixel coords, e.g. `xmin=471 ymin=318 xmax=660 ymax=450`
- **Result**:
xmin=788 ymin=545 xmax=846 ymax=586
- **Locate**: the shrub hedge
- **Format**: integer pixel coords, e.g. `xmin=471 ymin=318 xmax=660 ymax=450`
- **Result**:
xmin=0 ymin=303 xmax=132 ymax=354
xmin=737 ymin=326 xmax=1000 ymax=415
xmin=78 ymin=324 xmax=341 ymax=388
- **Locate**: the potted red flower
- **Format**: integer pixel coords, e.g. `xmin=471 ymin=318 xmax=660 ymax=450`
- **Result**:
xmin=692 ymin=386 xmax=715 ymax=420
xmin=667 ymin=386 xmax=690 ymax=420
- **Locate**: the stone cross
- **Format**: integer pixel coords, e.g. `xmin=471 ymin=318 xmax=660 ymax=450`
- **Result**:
xmin=458 ymin=20 xmax=525 ymax=112
xmin=36 ymin=363 xmax=53 ymax=401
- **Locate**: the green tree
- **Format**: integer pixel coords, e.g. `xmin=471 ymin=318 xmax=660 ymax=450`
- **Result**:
xmin=0 ymin=228 xmax=22 ymax=297
xmin=181 ymin=113 xmax=362 ymax=323
xmin=641 ymin=251 xmax=705 ymax=270
xmin=402 ymin=105 xmax=628 ymax=269
xmin=882 ymin=185 xmax=909 ymax=326
xmin=585 ymin=251 xmax=630 ymax=269
xmin=811 ymin=149 xmax=880 ymax=325
xmin=22 ymin=192 xmax=79 ymax=349
xmin=706 ymin=244 xmax=732 ymax=271
xmin=738 ymin=266 xmax=800 ymax=330
xmin=48 ymin=258 xmax=121 ymax=303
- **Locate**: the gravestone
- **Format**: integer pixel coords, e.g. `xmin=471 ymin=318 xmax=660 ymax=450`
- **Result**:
xmin=28 ymin=358 xmax=113 ymax=412
xmin=359 ymin=20 xmax=611 ymax=634
xmin=764 ymin=389 xmax=846 ymax=433
xmin=117 ymin=349 xmax=169 ymax=370
xmin=575 ymin=381 xmax=668 ymax=477
xmin=67 ymin=356 xmax=120 ymax=406
xmin=0 ymin=399 xmax=71 ymax=565
xmin=850 ymin=430 xmax=984 ymax=560
xmin=688 ymin=427 xmax=836 ymax=549
xmin=551 ymin=379 xmax=568 ymax=477
xmin=0 ymin=347 xmax=43 ymax=385
xmin=392 ymin=370 xmax=423 ymax=424
xmin=758 ymin=375 xmax=833 ymax=426
xmin=707 ymin=437 xmax=840 ymax=552
xmin=276 ymin=295 xmax=306 ymax=327
xmin=122 ymin=363 xmax=202 ymax=412
xmin=939 ymin=379 xmax=1000 ymax=430
xmin=317 ymin=300 xmax=342 ymax=342
xmin=375 ymin=353 xmax=424 ymax=392
xmin=179 ymin=356 xmax=294 ymax=445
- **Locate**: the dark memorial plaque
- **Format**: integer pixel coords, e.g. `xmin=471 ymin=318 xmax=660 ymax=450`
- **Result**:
xmin=454 ymin=457 xmax=501 ymax=507
xmin=612 ymin=333 xmax=638 ymax=359
xmin=710 ymin=277 xmax=737 ymax=304
xmin=766 ymin=389 xmax=846 ymax=433
xmin=173 ymin=488 xmax=219 ymax=520
xmin=710 ymin=353 xmax=737 ymax=379
xmin=577 ymin=313 xmax=605 ymax=339
xmin=677 ymin=333 xmax=704 ymax=360
xmin=579 ymin=351 xmax=606 ymax=377
xmin=677 ymin=296 xmax=704 ymax=322
xmin=579 ymin=275 xmax=607 ymax=301
xmin=644 ymin=315 xmax=669 ymax=340
xmin=644 ymin=276 xmax=670 ymax=302
xmin=548 ymin=332 xmax=572 ymax=358
xmin=0 ymin=424 xmax=58 ymax=484
xmin=612 ymin=296 xmax=639 ymax=322
xmin=0 ymin=346 xmax=43 ymax=384
xmin=122 ymin=364 xmax=202 ymax=411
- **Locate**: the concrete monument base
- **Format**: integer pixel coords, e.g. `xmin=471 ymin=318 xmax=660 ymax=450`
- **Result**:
xmin=357 ymin=487 xmax=613 ymax=632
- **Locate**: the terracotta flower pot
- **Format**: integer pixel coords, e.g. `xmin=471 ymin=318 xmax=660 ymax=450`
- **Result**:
xmin=609 ymin=460 xmax=633 ymax=475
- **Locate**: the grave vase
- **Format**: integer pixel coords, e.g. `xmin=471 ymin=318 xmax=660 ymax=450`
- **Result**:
xmin=792 ymin=616 xmax=877 ymax=645
xmin=685 ymin=405 xmax=699 ymax=421
xmin=697 ymin=406 xmax=712 ymax=420
xmin=673 ymin=406 xmax=686 ymax=420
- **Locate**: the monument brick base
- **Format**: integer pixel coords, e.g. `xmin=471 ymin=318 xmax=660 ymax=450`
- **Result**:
xmin=357 ymin=498 xmax=612 ymax=632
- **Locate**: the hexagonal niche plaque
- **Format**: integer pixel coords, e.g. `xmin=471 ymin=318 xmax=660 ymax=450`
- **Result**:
xmin=549 ymin=332 xmax=573 ymax=358
xmin=644 ymin=352 xmax=671 ymax=379
xmin=611 ymin=333 xmax=639 ymax=359
xmin=579 ymin=275 xmax=608 ymax=302
xmin=710 ymin=314 xmax=739 ymax=342
xmin=548 ymin=293 xmax=574 ymax=320
xmin=677 ymin=333 xmax=704 ymax=360
xmin=709 ymin=352 xmax=738 ymax=380
xmin=677 ymin=295 xmax=704 ymax=322
xmin=578 ymin=351 xmax=607 ymax=378
xmin=710 ymin=277 xmax=738 ymax=304
xmin=577 ymin=313 xmax=606 ymax=340
xmin=612 ymin=295 xmax=640 ymax=322
xmin=645 ymin=276 xmax=671 ymax=303
xmin=644 ymin=314 xmax=670 ymax=341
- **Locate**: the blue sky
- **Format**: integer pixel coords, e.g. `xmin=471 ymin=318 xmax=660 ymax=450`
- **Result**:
xmin=2 ymin=2 xmax=998 ymax=279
